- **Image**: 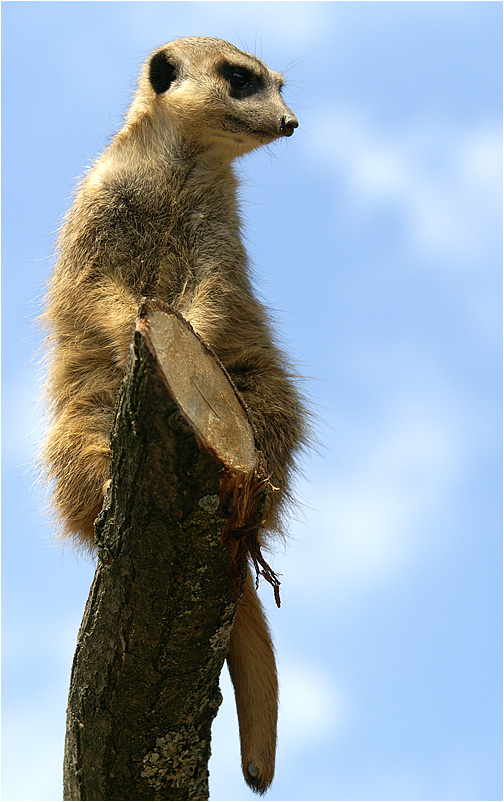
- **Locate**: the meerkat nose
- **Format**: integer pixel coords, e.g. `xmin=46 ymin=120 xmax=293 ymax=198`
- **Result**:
xmin=279 ymin=116 xmax=299 ymax=136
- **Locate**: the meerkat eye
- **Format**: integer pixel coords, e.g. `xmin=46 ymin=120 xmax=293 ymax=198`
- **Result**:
xmin=230 ymin=68 xmax=253 ymax=90
xmin=220 ymin=63 xmax=261 ymax=98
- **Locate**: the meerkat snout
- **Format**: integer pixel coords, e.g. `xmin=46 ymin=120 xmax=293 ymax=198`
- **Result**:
xmin=279 ymin=115 xmax=298 ymax=136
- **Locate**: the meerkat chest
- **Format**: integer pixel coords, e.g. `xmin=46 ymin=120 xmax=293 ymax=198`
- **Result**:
xmin=93 ymin=163 xmax=244 ymax=290
xmin=151 ymin=178 xmax=246 ymax=289
xmin=152 ymin=213 xmax=245 ymax=302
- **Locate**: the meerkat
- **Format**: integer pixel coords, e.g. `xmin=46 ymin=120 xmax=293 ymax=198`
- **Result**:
xmin=42 ymin=36 xmax=308 ymax=794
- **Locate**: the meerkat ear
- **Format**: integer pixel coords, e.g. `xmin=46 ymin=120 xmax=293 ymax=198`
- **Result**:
xmin=149 ymin=51 xmax=177 ymax=94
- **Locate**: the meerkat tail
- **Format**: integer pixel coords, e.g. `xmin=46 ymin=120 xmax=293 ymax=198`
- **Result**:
xmin=226 ymin=568 xmax=278 ymax=794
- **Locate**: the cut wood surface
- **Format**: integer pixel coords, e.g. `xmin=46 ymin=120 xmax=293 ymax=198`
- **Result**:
xmin=63 ymin=300 xmax=269 ymax=801
xmin=139 ymin=300 xmax=258 ymax=474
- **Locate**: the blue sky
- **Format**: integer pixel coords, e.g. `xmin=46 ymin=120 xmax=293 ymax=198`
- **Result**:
xmin=1 ymin=2 xmax=502 ymax=801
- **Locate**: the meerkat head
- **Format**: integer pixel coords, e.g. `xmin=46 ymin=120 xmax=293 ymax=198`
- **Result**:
xmin=131 ymin=37 xmax=298 ymax=159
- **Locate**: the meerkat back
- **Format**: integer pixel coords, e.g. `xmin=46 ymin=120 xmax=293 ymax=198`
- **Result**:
xmin=42 ymin=37 xmax=307 ymax=794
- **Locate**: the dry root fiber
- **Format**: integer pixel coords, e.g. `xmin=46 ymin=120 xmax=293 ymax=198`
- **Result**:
xmin=219 ymin=468 xmax=281 ymax=608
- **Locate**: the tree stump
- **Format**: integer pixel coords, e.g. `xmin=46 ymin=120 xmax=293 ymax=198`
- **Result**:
xmin=63 ymin=300 xmax=269 ymax=801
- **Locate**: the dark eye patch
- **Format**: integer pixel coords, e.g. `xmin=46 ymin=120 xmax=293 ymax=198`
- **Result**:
xmin=219 ymin=63 xmax=262 ymax=98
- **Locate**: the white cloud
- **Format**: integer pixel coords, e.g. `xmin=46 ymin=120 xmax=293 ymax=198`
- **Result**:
xmin=278 ymin=339 xmax=495 ymax=605
xmin=3 ymin=370 xmax=44 ymax=469
xmin=277 ymin=662 xmax=345 ymax=744
xmin=122 ymin=2 xmax=331 ymax=58
xmin=306 ymin=109 xmax=502 ymax=263
xmin=320 ymin=404 xmax=457 ymax=573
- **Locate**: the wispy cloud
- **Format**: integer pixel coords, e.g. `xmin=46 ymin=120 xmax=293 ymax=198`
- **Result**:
xmin=280 ymin=337 xmax=496 ymax=604
xmin=277 ymin=661 xmax=346 ymax=743
xmin=305 ymin=109 xmax=502 ymax=264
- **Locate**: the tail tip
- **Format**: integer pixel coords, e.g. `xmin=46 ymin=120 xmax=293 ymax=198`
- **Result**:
xmin=245 ymin=760 xmax=273 ymax=795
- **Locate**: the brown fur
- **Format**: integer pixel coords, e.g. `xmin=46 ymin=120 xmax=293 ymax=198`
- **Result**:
xmin=41 ymin=37 xmax=308 ymax=793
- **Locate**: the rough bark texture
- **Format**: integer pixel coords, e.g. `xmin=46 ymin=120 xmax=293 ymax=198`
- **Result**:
xmin=63 ymin=303 xmax=267 ymax=801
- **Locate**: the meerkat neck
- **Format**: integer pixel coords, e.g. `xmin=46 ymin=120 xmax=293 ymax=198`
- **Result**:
xmin=117 ymin=104 xmax=237 ymax=174
xmin=110 ymin=109 xmax=242 ymax=230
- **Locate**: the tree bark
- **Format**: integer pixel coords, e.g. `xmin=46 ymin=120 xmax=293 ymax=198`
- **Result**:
xmin=63 ymin=300 xmax=268 ymax=801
